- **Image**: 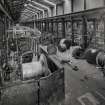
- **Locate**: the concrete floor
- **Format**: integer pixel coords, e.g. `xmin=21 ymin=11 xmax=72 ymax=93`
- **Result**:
xmin=38 ymin=45 xmax=105 ymax=105
xmin=60 ymin=46 xmax=105 ymax=105
xmin=1 ymin=46 xmax=105 ymax=105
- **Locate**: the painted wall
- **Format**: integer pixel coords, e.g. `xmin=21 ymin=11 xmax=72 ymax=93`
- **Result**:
xmin=48 ymin=8 xmax=52 ymax=17
xmin=64 ymin=0 xmax=72 ymax=14
xmin=73 ymin=0 xmax=84 ymax=12
xmin=56 ymin=4 xmax=64 ymax=15
xmin=86 ymin=0 xmax=104 ymax=9
xmin=43 ymin=0 xmax=105 ymax=17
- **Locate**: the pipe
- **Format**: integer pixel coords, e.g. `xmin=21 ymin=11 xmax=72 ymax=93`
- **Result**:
xmin=0 ymin=3 xmax=12 ymax=20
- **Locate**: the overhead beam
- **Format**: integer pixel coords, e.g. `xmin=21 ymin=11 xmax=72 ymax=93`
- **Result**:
xmin=21 ymin=14 xmax=33 ymax=18
xmin=21 ymin=11 xmax=38 ymax=19
xmin=20 ymin=11 xmax=34 ymax=18
xmin=23 ymin=9 xmax=38 ymax=14
xmin=44 ymin=0 xmax=56 ymax=6
xmin=26 ymin=6 xmax=40 ymax=13
xmin=22 ymin=9 xmax=41 ymax=18
xmin=20 ymin=14 xmax=37 ymax=22
xmin=23 ymin=4 xmax=41 ymax=12
xmin=20 ymin=5 xmax=39 ymax=21
xmin=46 ymin=0 xmax=64 ymax=4
xmin=20 ymin=4 xmax=41 ymax=19
xmin=29 ymin=1 xmax=49 ymax=10
xmin=30 ymin=0 xmax=53 ymax=17
xmin=20 ymin=15 xmax=33 ymax=21
xmin=20 ymin=14 xmax=34 ymax=22
xmin=28 ymin=3 xmax=45 ymax=18
xmin=28 ymin=3 xmax=48 ymax=11
xmin=28 ymin=4 xmax=44 ymax=13
xmin=21 ymin=11 xmax=35 ymax=16
xmin=33 ymin=0 xmax=55 ymax=7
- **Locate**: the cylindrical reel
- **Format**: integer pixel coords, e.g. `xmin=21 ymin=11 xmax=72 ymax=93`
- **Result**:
xmin=84 ymin=48 xmax=101 ymax=64
xmin=22 ymin=54 xmax=51 ymax=80
xmin=96 ymin=51 xmax=105 ymax=68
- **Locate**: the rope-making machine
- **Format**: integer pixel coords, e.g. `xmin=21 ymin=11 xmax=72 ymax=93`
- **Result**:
xmin=0 ymin=25 xmax=65 ymax=105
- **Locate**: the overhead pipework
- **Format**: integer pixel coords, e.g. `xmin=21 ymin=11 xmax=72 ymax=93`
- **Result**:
xmin=5 ymin=0 xmax=64 ymax=23
xmin=19 ymin=0 xmax=52 ymax=22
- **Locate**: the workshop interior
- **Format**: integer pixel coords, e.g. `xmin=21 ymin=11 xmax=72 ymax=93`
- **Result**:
xmin=0 ymin=0 xmax=105 ymax=105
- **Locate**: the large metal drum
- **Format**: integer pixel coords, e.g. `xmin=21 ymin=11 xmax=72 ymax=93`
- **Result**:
xmin=96 ymin=51 xmax=105 ymax=67
xmin=21 ymin=54 xmax=51 ymax=80
xmin=22 ymin=62 xmax=43 ymax=80
xmin=84 ymin=48 xmax=101 ymax=64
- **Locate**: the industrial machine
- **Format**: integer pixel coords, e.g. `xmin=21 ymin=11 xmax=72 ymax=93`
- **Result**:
xmin=0 ymin=25 xmax=65 ymax=105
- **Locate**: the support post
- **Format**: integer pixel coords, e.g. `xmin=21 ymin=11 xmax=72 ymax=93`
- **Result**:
xmin=41 ymin=21 xmax=42 ymax=32
xmin=47 ymin=21 xmax=49 ymax=32
xmin=71 ymin=17 xmax=74 ymax=45
xmin=62 ymin=18 xmax=65 ymax=38
xmin=34 ymin=15 xmax=36 ymax=30
xmin=93 ymin=19 xmax=97 ymax=47
xmin=104 ymin=18 xmax=105 ymax=50
xmin=56 ymin=20 xmax=59 ymax=43
xmin=51 ymin=20 xmax=53 ymax=34
xmin=82 ymin=16 xmax=87 ymax=49
xmin=44 ymin=21 xmax=46 ymax=32
xmin=46 ymin=21 xmax=49 ymax=32
xmin=41 ymin=21 xmax=43 ymax=32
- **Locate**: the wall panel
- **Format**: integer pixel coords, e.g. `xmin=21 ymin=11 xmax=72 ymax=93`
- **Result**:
xmin=73 ymin=0 xmax=84 ymax=12
xmin=86 ymin=0 xmax=104 ymax=9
